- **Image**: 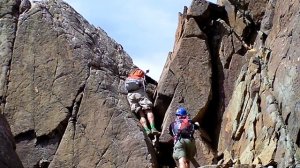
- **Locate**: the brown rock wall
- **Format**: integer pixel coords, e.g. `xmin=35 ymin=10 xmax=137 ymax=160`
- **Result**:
xmin=157 ymin=0 xmax=300 ymax=167
xmin=1 ymin=0 xmax=157 ymax=167
xmin=2 ymin=0 xmax=300 ymax=167
xmin=215 ymin=0 xmax=300 ymax=167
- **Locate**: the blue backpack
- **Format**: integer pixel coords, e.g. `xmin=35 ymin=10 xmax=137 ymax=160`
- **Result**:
xmin=172 ymin=117 xmax=195 ymax=141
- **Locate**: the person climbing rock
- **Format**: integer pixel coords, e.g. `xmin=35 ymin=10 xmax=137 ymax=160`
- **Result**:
xmin=125 ymin=68 xmax=159 ymax=136
xmin=169 ymin=107 xmax=199 ymax=168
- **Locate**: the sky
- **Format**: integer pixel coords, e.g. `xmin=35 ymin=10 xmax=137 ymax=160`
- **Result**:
xmin=63 ymin=0 xmax=217 ymax=81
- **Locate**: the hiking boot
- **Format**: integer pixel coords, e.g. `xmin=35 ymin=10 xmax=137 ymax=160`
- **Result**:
xmin=151 ymin=128 xmax=160 ymax=135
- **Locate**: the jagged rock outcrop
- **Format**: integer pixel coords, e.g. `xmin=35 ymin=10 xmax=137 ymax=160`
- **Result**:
xmin=156 ymin=0 xmax=300 ymax=167
xmin=154 ymin=1 xmax=218 ymax=165
xmin=1 ymin=0 xmax=157 ymax=167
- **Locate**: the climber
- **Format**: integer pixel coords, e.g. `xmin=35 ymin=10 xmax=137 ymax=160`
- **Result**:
xmin=125 ymin=68 xmax=159 ymax=136
xmin=169 ymin=107 xmax=199 ymax=168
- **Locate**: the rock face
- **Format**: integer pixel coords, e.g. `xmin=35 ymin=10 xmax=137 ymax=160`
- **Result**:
xmin=2 ymin=0 xmax=300 ymax=167
xmin=156 ymin=0 xmax=300 ymax=167
xmin=1 ymin=0 xmax=156 ymax=167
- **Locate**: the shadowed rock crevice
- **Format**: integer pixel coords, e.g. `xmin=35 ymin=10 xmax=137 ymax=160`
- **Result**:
xmin=185 ymin=2 xmax=232 ymax=150
xmin=0 ymin=114 xmax=23 ymax=168
xmin=202 ymin=25 xmax=225 ymax=149
xmin=67 ymin=83 xmax=85 ymax=124
xmin=153 ymin=93 xmax=172 ymax=127
xmin=156 ymin=142 xmax=176 ymax=167
xmin=201 ymin=6 xmax=260 ymax=150
xmin=297 ymin=131 xmax=300 ymax=148
xmin=35 ymin=114 xmax=69 ymax=146
xmin=14 ymin=130 xmax=36 ymax=143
